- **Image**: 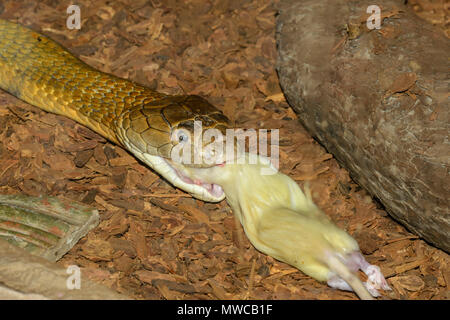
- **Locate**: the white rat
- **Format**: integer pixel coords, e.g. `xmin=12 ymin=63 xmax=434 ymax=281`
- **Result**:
xmin=170 ymin=154 xmax=391 ymax=299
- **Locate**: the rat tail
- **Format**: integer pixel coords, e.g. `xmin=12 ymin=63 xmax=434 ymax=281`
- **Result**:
xmin=326 ymin=253 xmax=374 ymax=300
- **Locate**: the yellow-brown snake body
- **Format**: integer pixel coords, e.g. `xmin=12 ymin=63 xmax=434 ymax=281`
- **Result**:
xmin=0 ymin=19 xmax=230 ymax=201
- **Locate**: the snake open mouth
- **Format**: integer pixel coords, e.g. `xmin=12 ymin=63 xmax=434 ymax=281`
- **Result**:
xmin=171 ymin=165 xmax=224 ymax=199
xmin=122 ymin=141 xmax=225 ymax=202
xmin=163 ymin=159 xmax=225 ymax=202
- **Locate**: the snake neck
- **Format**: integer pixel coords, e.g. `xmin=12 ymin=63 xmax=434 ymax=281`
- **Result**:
xmin=0 ymin=19 xmax=230 ymax=202
xmin=0 ymin=19 xmax=165 ymax=145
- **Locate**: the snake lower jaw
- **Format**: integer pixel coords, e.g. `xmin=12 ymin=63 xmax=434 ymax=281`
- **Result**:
xmin=164 ymin=159 xmax=225 ymax=202
xmin=122 ymin=141 xmax=225 ymax=202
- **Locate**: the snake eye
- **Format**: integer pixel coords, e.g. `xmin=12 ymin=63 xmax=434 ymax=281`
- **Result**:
xmin=179 ymin=134 xmax=187 ymax=142
xmin=174 ymin=129 xmax=190 ymax=144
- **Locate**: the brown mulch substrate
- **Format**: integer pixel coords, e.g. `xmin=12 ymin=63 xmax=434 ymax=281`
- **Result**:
xmin=0 ymin=0 xmax=448 ymax=299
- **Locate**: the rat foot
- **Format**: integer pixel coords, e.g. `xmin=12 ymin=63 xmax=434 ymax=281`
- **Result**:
xmin=349 ymin=252 xmax=391 ymax=292
xmin=327 ymin=251 xmax=391 ymax=298
xmin=363 ymin=265 xmax=392 ymax=292
xmin=327 ymin=272 xmax=382 ymax=297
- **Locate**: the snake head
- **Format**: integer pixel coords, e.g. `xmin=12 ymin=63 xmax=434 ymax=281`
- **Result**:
xmin=115 ymin=95 xmax=232 ymax=202
xmin=169 ymin=95 xmax=232 ymax=167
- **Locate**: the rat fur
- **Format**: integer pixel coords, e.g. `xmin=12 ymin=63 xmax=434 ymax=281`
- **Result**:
xmin=171 ymin=154 xmax=391 ymax=299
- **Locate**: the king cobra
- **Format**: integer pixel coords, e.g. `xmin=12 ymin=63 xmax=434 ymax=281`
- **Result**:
xmin=0 ymin=19 xmax=231 ymax=202
xmin=0 ymin=19 xmax=393 ymax=299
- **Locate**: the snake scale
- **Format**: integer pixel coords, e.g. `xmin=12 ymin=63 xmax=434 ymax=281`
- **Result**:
xmin=0 ymin=19 xmax=231 ymax=202
xmin=0 ymin=19 xmax=394 ymax=300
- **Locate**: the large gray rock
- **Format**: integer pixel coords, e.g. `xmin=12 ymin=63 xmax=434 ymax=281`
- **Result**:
xmin=276 ymin=0 xmax=449 ymax=251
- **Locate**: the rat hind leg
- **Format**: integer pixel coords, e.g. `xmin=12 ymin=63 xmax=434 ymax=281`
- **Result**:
xmin=347 ymin=252 xmax=391 ymax=293
xmin=325 ymin=252 xmax=374 ymax=300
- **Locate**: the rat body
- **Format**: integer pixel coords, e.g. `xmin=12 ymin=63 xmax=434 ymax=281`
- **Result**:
xmin=171 ymin=154 xmax=391 ymax=299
